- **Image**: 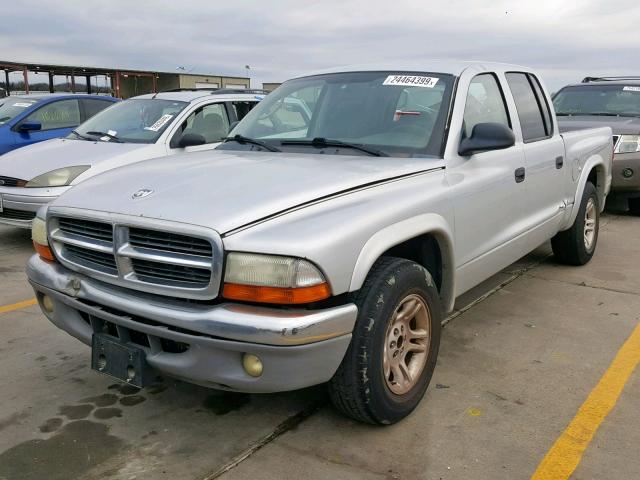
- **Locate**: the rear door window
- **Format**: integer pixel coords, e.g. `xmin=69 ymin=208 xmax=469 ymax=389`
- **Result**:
xmin=528 ymin=75 xmax=553 ymax=136
xmin=506 ymin=73 xmax=548 ymax=143
xmin=24 ymin=99 xmax=81 ymax=130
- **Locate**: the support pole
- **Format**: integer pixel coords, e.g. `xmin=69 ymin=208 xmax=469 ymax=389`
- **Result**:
xmin=86 ymin=75 xmax=91 ymax=94
xmin=23 ymin=67 xmax=29 ymax=94
xmin=70 ymin=71 xmax=76 ymax=93
xmin=114 ymin=71 xmax=121 ymax=98
xmin=4 ymin=70 xmax=9 ymax=95
xmin=48 ymin=72 xmax=54 ymax=93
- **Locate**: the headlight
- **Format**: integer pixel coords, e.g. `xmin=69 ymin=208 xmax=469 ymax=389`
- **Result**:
xmin=614 ymin=135 xmax=640 ymax=154
xmin=25 ymin=165 xmax=90 ymax=188
xmin=223 ymin=252 xmax=331 ymax=304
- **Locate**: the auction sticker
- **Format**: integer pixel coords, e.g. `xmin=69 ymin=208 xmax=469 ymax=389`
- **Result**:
xmin=12 ymin=102 xmax=34 ymax=108
xmin=623 ymin=86 xmax=640 ymax=92
xmin=144 ymin=114 xmax=174 ymax=132
xmin=383 ymin=75 xmax=439 ymax=88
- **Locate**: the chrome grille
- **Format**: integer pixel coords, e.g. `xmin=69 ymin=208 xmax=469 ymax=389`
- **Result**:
xmin=129 ymin=228 xmax=213 ymax=256
xmin=131 ymin=258 xmax=211 ymax=287
xmin=65 ymin=244 xmax=118 ymax=275
xmin=58 ymin=217 xmax=114 ymax=242
xmin=48 ymin=212 xmax=223 ymax=300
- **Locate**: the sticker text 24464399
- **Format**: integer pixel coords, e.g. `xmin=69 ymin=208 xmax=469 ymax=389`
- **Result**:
xmin=383 ymin=75 xmax=439 ymax=88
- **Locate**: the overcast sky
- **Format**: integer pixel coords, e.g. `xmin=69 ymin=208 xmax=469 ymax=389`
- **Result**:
xmin=2 ymin=0 xmax=639 ymax=91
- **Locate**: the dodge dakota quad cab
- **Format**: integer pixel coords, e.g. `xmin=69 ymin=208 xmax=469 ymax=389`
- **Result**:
xmin=0 ymin=89 xmax=262 ymax=228
xmin=27 ymin=62 xmax=612 ymax=424
xmin=553 ymin=76 xmax=640 ymax=215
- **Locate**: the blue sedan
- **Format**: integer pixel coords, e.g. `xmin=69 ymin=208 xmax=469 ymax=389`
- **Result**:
xmin=0 ymin=94 xmax=118 ymax=155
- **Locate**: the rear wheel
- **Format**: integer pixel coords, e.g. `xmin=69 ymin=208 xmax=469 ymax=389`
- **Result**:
xmin=551 ymin=182 xmax=599 ymax=266
xmin=628 ymin=197 xmax=640 ymax=216
xmin=328 ymin=257 xmax=441 ymax=424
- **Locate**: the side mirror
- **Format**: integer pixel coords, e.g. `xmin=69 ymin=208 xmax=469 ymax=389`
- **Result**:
xmin=458 ymin=122 xmax=515 ymax=156
xmin=228 ymin=121 xmax=240 ymax=133
xmin=178 ymin=133 xmax=206 ymax=148
xmin=19 ymin=121 xmax=42 ymax=132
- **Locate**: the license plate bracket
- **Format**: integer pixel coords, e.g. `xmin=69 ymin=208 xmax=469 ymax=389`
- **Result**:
xmin=91 ymin=333 xmax=152 ymax=388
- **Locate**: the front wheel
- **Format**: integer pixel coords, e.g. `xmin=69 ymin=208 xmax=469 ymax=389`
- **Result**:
xmin=328 ymin=257 xmax=441 ymax=424
xmin=551 ymin=182 xmax=599 ymax=266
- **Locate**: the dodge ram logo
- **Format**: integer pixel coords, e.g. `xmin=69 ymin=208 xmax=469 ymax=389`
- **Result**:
xmin=132 ymin=189 xmax=153 ymax=199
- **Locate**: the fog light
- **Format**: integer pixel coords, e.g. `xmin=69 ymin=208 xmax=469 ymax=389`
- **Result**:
xmin=242 ymin=353 xmax=263 ymax=377
xmin=622 ymin=168 xmax=634 ymax=179
xmin=41 ymin=295 xmax=54 ymax=314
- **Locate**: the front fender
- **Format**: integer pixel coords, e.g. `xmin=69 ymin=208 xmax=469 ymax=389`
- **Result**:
xmin=349 ymin=213 xmax=456 ymax=313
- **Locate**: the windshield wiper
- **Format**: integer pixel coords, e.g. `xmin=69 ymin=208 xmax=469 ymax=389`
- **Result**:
xmin=70 ymin=130 xmax=94 ymax=141
xmin=224 ymin=134 xmax=281 ymax=152
xmin=85 ymin=131 xmax=123 ymax=143
xmin=280 ymin=138 xmax=388 ymax=157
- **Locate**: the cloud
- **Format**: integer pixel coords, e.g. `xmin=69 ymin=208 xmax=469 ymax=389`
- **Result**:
xmin=1 ymin=0 xmax=638 ymax=90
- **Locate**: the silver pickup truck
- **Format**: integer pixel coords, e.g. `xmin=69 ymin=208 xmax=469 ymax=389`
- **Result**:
xmin=27 ymin=62 xmax=612 ymax=424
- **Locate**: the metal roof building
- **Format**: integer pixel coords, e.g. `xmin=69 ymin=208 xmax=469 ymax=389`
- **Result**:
xmin=0 ymin=60 xmax=250 ymax=99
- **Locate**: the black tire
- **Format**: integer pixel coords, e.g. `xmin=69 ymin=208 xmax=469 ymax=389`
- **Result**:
xmin=628 ymin=197 xmax=640 ymax=216
xmin=328 ymin=257 xmax=441 ymax=425
xmin=551 ymin=182 xmax=599 ymax=266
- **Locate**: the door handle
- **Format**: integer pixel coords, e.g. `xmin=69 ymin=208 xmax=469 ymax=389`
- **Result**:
xmin=555 ymin=156 xmax=564 ymax=169
xmin=515 ymin=167 xmax=526 ymax=183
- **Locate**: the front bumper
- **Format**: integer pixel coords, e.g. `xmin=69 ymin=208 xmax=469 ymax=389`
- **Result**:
xmin=0 ymin=186 xmax=68 ymax=228
xmin=611 ymin=152 xmax=640 ymax=193
xmin=27 ymin=255 xmax=357 ymax=393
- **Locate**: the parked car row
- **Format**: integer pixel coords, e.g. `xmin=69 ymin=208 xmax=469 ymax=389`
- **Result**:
xmin=0 ymin=89 xmax=264 ymax=226
xmin=2 ymin=62 xmax=625 ymax=423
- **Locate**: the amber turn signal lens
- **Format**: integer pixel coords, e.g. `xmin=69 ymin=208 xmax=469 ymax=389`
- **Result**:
xmin=222 ymin=282 xmax=331 ymax=305
xmin=33 ymin=241 xmax=56 ymax=262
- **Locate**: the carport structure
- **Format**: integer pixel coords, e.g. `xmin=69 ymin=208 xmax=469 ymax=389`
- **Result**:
xmin=0 ymin=60 xmax=250 ymax=99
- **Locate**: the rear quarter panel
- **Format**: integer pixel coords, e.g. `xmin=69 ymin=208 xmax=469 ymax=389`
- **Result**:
xmin=560 ymin=126 xmax=613 ymax=229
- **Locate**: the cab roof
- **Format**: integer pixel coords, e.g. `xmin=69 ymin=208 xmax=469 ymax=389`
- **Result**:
xmin=299 ymin=60 xmax=533 ymax=79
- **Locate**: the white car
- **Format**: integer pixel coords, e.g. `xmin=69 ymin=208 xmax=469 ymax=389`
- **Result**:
xmin=0 ymin=88 xmax=264 ymax=227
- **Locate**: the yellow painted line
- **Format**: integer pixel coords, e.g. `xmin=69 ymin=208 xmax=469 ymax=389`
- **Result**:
xmin=0 ymin=298 xmax=38 ymax=314
xmin=531 ymin=322 xmax=640 ymax=480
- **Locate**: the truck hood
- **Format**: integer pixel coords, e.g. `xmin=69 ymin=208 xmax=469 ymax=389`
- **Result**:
xmin=0 ymin=138 xmax=150 ymax=181
xmin=54 ymin=149 xmax=444 ymax=234
xmin=558 ymin=115 xmax=640 ymax=135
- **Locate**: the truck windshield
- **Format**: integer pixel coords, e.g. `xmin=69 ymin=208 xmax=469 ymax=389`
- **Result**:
xmin=71 ymin=99 xmax=188 ymax=144
xmin=0 ymin=98 xmax=39 ymax=125
xmin=227 ymin=71 xmax=454 ymax=156
xmin=553 ymin=85 xmax=640 ymax=117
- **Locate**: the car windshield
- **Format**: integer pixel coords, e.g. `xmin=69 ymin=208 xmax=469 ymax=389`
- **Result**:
xmin=226 ymin=71 xmax=454 ymax=156
xmin=553 ymin=85 xmax=640 ymax=117
xmin=0 ymin=98 xmax=39 ymax=125
xmin=71 ymin=99 xmax=188 ymax=144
